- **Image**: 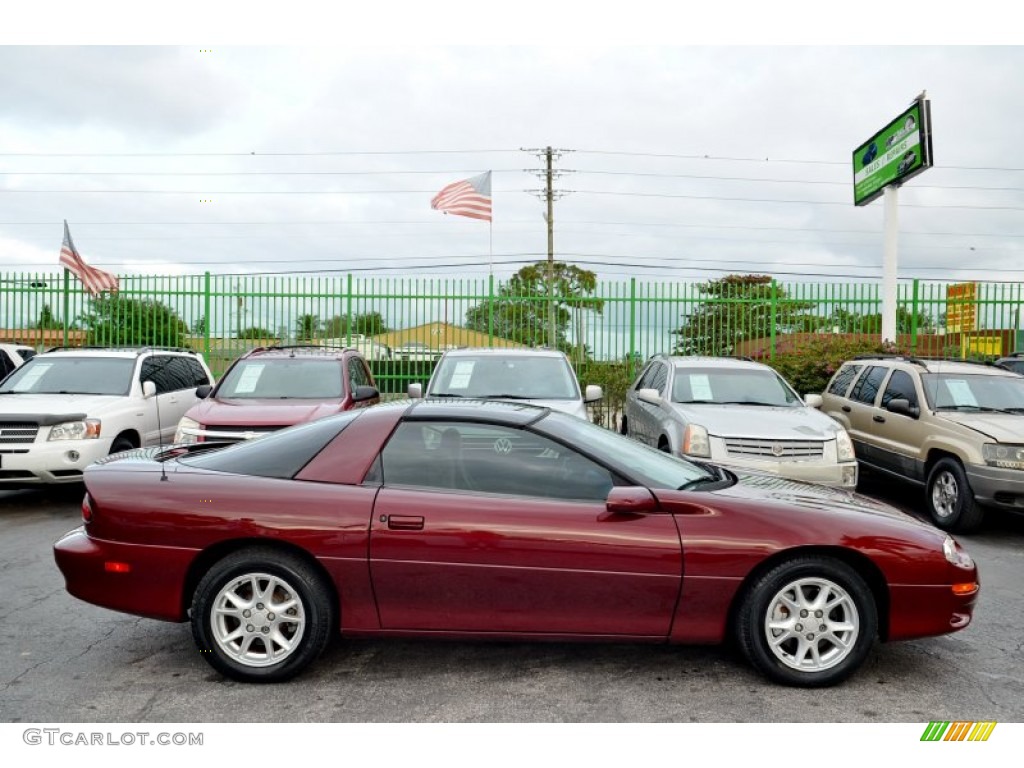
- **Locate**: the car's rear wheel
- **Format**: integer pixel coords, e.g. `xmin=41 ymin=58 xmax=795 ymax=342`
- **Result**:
xmin=736 ymin=556 xmax=877 ymax=687
xmin=926 ymin=458 xmax=985 ymax=533
xmin=191 ymin=548 xmax=335 ymax=683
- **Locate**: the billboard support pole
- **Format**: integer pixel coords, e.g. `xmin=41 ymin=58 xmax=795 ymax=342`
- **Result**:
xmin=882 ymin=184 xmax=899 ymax=344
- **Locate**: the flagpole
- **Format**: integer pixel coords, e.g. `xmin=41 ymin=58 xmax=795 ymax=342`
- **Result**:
xmin=62 ymin=268 xmax=69 ymax=348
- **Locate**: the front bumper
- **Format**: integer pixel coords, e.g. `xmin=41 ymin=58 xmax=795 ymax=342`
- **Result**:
xmin=0 ymin=438 xmax=114 ymax=485
xmin=965 ymin=463 xmax=1024 ymax=511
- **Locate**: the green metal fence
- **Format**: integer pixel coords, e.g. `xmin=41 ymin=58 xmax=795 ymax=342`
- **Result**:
xmin=3 ymin=272 xmax=1023 ymax=414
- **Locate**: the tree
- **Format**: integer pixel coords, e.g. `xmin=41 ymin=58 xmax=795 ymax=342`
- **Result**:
xmin=191 ymin=315 xmax=208 ymax=336
xmin=322 ymin=311 xmax=390 ymax=337
xmin=464 ymin=262 xmax=603 ymax=354
xmin=237 ymin=326 xmax=277 ymax=340
xmin=80 ymin=296 xmax=189 ymax=347
xmin=671 ymin=274 xmax=816 ymax=356
xmin=31 ymin=304 xmax=65 ymax=330
xmin=295 ymin=314 xmax=321 ymax=341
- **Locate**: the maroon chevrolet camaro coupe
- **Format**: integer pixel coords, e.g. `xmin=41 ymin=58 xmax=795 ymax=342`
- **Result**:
xmin=54 ymin=400 xmax=979 ymax=687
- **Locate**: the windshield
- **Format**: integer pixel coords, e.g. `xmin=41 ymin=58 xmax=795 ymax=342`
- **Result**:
xmin=671 ymin=367 xmax=802 ymax=406
xmin=428 ymin=355 xmax=580 ymax=400
xmin=539 ymin=411 xmax=715 ymax=490
xmin=0 ymin=356 xmax=134 ymax=395
xmin=216 ymin=359 xmax=343 ymax=399
xmin=921 ymin=372 xmax=1024 ymax=412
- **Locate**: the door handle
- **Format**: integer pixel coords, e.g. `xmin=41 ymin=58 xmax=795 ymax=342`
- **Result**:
xmin=873 ymin=415 xmax=885 ymax=423
xmin=386 ymin=515 xmax=425 ymax=531
xmin=841 ymin=406 xmax=851 ymax=413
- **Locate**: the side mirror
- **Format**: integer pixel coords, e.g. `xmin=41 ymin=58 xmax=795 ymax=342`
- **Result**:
xmin=408 ymin=382 xmax=423 ymax=399
xmin=803 ymin=393 xmax=823 ymax=409
xmin=195 ymin=384 xmax=213 ymax=399
xmin=352 ymin=385 xmax=379 ymax=403
xmin=606 ymin=487 xmax=660 ymax=515
xmin=584 ymin=384 xmax=603 ymax=403
xmin=637 ymin=387 xmax=662 ymax=405
xmin=886 ymin=398 xmax=920 ymax=419
xmin=142 ymin=380 xmax=157 ymax=398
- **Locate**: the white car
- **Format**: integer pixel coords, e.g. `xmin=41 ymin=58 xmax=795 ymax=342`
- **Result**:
xmin=623 ymin=355 xmax=857 ymax=489
xmin=408 ymin=347 xmax=602 ymax=420
xmin=0 ymin=342 xmax=36 ymax=381
xmin=0 ymin=347 xmax=213 ymax=486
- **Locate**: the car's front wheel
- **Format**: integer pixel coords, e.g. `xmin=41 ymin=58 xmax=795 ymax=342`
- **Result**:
xmin=191 ymin=548 xmax=336 ymax=683
xmin=736 ymin=556 xmax=877 ymax=687
xmin=926 ymin=458 xmax=985 ymax=533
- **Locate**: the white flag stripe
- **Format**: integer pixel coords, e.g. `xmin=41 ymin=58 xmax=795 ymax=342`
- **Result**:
xmin=59 ymin=220 xmax=119 ymax=296
xmin=431 ymin=171 xmax=492 ymax=222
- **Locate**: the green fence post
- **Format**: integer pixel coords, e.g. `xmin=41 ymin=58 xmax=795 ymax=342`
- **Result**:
xmin=628 ymin=277 xmax=637 ymax=379
xmin=62 ymin=270 xmax=70 ymax=347
xmin=910 ymin=278 xmax=919 ymax=355
xmin=769 ymin=278 xmax=778 ymax=361
xmin=345 ymin=273 xmax=353 ymax=347
xmin=203 ymin=271 xmax=212 ymax=358
xmin=488 ymin=273 xmax=494 ymax=346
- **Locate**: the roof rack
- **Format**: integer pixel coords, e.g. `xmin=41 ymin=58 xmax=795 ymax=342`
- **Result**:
xmin=246 ymin=344 xmax=354 ymax=356
xmin=44 ymin=345 xmax=197 ymax=355
xmin=852 ymin=354 xmax=929 ymax=367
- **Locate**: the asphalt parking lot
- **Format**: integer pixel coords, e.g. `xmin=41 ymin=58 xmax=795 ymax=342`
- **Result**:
xmin=2 ymin=478 xmax=1022 ymax=723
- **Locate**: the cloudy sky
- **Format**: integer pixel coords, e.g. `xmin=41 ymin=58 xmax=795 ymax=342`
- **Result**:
xmin=2 ymin=7 xmax=1021 ymax=289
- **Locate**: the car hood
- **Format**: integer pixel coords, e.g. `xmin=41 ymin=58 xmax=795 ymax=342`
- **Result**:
xmin=711 ymin=468 xmax=927 ymax=525
xmin=0 ymin=393 xmax=123 ymax=417
xmin=186 ymin=398 xmax=346 ymax=427
xmin=936 ymin=412 xmax=1024 ymax=443
xmin=668 ymin=403 xmax=841 ymax=440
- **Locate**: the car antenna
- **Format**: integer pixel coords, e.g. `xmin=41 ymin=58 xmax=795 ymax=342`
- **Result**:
xmin=150 ymin=379 xmax=169 ymax=482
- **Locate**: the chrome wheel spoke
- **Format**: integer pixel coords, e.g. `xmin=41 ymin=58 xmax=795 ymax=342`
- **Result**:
xmin=211 ymin=570 xmax=307 ymax=668
xmin=764 ymin=575 xmax=860 ymax=672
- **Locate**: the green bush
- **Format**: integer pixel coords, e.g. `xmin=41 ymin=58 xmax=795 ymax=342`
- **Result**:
xmin=768 ymin=337 xmax=904 ymax=395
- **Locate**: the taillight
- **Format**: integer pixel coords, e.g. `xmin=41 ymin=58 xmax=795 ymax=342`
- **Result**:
xmin=82 ymin=493 xmax=93 ymax=523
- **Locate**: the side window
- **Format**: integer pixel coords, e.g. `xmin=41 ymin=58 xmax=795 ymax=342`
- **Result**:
xmin=881 ymin=370 xmax=919 ymax=409
xmin=185 ymin=357 xmax=211 ymax=387
xmin=380 ymin=421 xmax=616 ymax=501
xmin=0 ymin=352 xmax=13 ymax=379
xmin=142 ymin=356 xmax=206 ymax=393
xmin=140 ymin=356 xmax=173 ymax=394
xmin=648 ymin=363 xmax=668 ymax=395
xmin=850 ymin=365 xmax=887 ymax=406
xmin=347 ymin=357 xmax=370 ymax=390
xmin=827 ymin=364 xmax=863 ymax=396
xmin=634 ymin=363 xmax=657 ymax=390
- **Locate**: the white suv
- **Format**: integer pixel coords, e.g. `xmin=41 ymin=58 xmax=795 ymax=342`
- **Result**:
xmin=0 ymin=347 xmax=213 ymax=486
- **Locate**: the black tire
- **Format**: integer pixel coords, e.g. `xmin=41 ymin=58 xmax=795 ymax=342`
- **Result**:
xmin=925 ymin=458 xmax=985 ymax=533
xmin=735 ymin=556 xmax=877 ymax=687
xmin=191 ymin=547 xmax=336 ymax=683
xmin=109 ymin=436 xmax=135 ymax=455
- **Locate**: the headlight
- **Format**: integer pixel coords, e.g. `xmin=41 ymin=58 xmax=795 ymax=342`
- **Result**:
xmin=942 ymin=535 xmax=975 ymax=569
xmin=48 ymin=419 xmax=101 ymax=441
xmin=981 ymin=443 xmax=1024 ymax=470
xmin=835 ymin=429 xmax=856 ymax=462
xmin=682 ymin=424 xmax=711 ymax=458
xmin=175 ymin=417 xmax=200 ymax=445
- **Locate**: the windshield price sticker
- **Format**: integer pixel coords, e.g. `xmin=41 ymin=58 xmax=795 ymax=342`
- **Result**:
xmin=945 ymin=380 xmax=978 ymax=407
xmin=12 ymin=362 xmax=51 ymax=392
xmin=449 ymin=361 xmax=475 ymax=390
xmin=234 ymin=363 xmax=266 ymax=394
xmin=690 ymin=374 xmax=713 ymax=401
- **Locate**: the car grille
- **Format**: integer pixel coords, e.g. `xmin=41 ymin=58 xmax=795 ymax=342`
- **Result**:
xmin=723 ymin=438 xmax=825 ymax=460
xmin=204 ymin=425 xmax=281 ymax=442
xmin=0 ymin=422 xmax=39 ymax=444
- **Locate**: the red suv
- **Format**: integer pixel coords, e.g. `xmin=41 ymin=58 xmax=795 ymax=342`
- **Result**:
xmin=174 ymin=345 xmax=379 ymax=444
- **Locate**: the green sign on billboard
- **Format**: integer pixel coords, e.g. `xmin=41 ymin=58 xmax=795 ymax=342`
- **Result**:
xmin=852 ymin=99 xmax=933 ymax=206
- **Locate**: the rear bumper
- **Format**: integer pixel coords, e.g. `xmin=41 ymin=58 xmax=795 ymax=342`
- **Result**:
xmin=53 ymin=527 xmax=197 ymax=622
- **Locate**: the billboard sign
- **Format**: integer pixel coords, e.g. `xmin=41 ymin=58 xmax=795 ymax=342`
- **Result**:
xmin=852 ymin=99 xmax=933 ymax=206
xmin=946 ymin=282 xmax=979 ymax=334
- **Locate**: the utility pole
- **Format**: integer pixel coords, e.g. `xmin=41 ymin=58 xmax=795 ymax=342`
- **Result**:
xmin=524 ymin=146 xmax=573 ymax=348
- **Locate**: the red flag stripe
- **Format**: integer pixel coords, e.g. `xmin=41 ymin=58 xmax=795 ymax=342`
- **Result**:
xmin=430 ymin=172 xmax=492 ymax=222
xmin=59 ymin=221 xmax=119 ymax=296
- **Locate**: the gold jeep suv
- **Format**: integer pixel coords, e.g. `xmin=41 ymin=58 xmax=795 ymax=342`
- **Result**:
xmin=820 ymin=355 xmax=1024 ymax=532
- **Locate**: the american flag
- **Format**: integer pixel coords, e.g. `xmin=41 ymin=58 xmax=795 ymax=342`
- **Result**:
xmin=430 ymin=171 xmax=492 ymax=222
xmin=59 ymin=220 xmax=119 ymax=296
